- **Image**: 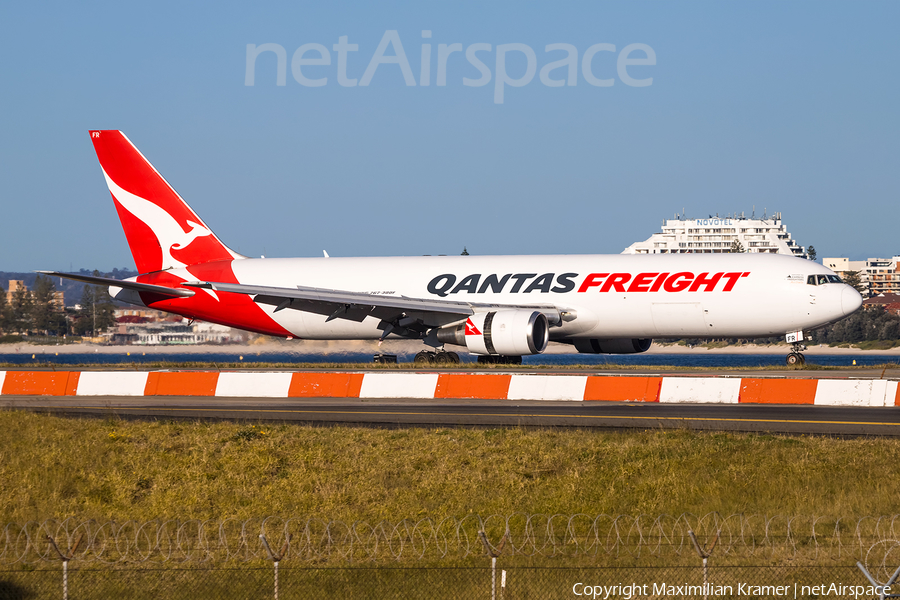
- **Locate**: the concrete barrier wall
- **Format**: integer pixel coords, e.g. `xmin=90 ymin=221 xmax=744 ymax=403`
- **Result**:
xmin=0 ymin=370 xmax=898 ymax=406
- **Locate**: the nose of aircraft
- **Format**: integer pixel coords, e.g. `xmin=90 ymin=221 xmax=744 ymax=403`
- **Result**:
xmin=842 ymin=285 xmax=863 ymax=316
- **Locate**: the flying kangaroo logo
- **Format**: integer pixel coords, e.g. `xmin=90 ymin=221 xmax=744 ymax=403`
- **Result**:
xmin=103 ymin=169 xmax=213 ymax=271
xmin=465 ymin=318 xmax=481 ymax=336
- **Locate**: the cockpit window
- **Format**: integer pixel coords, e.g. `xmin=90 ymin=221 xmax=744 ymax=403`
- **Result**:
xmin=808 ymin=274 xmax=844 ymax=285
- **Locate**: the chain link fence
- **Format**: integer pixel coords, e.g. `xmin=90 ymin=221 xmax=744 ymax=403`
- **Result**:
xmin=6 ymin=513 xmax=900 ymax=566
xmin=0 ymin=565 xmax=887 ymax=599
xmin=7 ymin=515 xmax=900 ymax=598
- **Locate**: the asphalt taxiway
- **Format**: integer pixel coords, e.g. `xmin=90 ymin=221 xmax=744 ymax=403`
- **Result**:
xmin=4 ymin=395 xmax=900 ymax=436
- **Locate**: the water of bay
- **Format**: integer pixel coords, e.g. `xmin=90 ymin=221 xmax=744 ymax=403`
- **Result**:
xmin=0 ymin=351 xmax=895 ymax=368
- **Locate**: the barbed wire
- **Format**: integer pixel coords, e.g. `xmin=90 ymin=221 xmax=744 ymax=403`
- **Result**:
xmin=4 ymin=513 xmax=900 ymax=565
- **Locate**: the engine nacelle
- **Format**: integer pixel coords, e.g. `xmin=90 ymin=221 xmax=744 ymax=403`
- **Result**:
xmin=437 ymin=310 xmax=549 ymax=356
xmin=573 ymin=338 xmax=652 ymax=354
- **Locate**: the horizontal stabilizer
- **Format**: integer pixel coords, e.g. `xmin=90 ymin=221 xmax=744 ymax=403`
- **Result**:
xmin=37 ymin=271 xmax=195 ymax=298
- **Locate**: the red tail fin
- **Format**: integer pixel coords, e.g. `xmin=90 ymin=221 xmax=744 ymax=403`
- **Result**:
xmin=89 ymin=130 xmax=243 ymax=274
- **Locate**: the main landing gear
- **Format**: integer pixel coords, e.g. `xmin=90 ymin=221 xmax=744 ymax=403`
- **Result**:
xmin=414 ymin=350 xmax=461 ymax=365
xmin=785 ymin=342 xmax=806 ymax=366
xmin=476 ymin=355 xmax=523 ymax=365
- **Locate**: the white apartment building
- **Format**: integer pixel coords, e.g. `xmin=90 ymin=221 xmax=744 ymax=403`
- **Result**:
xmin=622 ymin=212 xmax=807 ymax=257
xmin=823 ymin=256 xmax=900 ymax=298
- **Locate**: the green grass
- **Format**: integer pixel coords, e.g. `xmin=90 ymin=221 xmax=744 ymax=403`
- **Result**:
xmin=857 ymin=340 xmax=900 ymax=350
xmin=3 ymin=411 xmax=900 ymax=524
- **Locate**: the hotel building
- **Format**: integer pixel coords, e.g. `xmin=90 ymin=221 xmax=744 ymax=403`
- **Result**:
xmin=622 ymin=212 xmax=807 ymax=257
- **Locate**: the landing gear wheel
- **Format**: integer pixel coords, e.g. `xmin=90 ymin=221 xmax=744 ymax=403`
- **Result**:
xmin=499 ymin=355 xmax=523 ymax=365
xmin=433 ymin=351 xmax=461 ymax=365
xmin=414 ymin=351 xmax=435 ymax=365
xmin=786 ymin=340 xmax=808 ymax=366
xmin=476 ymin=355 xmax=522 ymax=365
xmin=786 ymin=353 xmax=806 ymax=366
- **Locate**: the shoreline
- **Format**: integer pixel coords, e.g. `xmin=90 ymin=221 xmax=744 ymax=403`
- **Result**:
xmin=2 ymin=340 xmax=899 ymax=356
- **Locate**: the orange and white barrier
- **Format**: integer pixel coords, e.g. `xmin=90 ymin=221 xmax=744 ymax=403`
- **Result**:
xmin=811 ymin=379 xmax=899 ymax=407
xmin=214 ymin=372 xmax=294 ymax=398
xmin=0 ymin=370 xmax=898 ymax=406
xmin=508 ymin=374 xmax=588 ymax=401
xmin=77 ymin=372 xmax=149 ymax=396
xmin=360 ymin=373 xmax=441 ymax=399
xmin=659 ymin=377 xmax=742 ymax=404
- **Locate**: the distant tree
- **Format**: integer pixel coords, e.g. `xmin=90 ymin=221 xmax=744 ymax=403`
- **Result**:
xmin=831 ymin=310 xmax=865 ymax=342
xmin=882 ymin=319 xmax=900 ymax=341
xmin=807 ymin=245 xmax=817 ymax=261
xmin=865 ymin=306 xmax=886 ymax=341
xmin=30 ymin=275 xmax=66 ymax=336
xmin=728 ymin=239 xmax=745 ymax=253
xmin=9 ymin=285 xmax=33 ymax=334
xmin=31 ymin=276 xmax=52 ymax=332
xmin=461 ymin=247 xmax=470 ymax=256
xmin=74 ymin=270 xmax=117 ymax=337
xmin=0 ymin=283 xmax=8 ymax=333
xmin=73 ymin=286 xmax=94 ymax=336
xmin=814 ymin=303 xmax=900 ymax=344
xmin=842 ymin=270 xmax=867 ymax=295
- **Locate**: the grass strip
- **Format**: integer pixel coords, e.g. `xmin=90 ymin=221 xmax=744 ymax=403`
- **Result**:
xmin=2 ymin=411 xmax=899 ymax=524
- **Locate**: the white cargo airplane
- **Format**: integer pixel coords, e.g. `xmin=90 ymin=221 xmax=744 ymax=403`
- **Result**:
xmin=43 ymin=131 xmax=863 ymax=365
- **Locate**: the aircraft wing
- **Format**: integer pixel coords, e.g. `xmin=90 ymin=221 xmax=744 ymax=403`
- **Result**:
xmin=183 ymin=280 xmax=562 ymax=329
xmin=184 ymin=280 xmax=474 ymax=327
xmin=37 ymin=270 xmax=195 ymax=298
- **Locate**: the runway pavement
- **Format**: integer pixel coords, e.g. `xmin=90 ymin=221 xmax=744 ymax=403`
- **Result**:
xmin=4 ymin=395 xmax=900 ymax=436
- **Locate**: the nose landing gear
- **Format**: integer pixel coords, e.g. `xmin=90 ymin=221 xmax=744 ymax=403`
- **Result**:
xmin=786 ymin=341 xmax=806 ymax=366
xmin=784 ymin=331 xmax=807 ymax=366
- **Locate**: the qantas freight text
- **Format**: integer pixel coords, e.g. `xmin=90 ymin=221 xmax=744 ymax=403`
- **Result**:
xmin=426 ymin=272 xmax=752 ymax=297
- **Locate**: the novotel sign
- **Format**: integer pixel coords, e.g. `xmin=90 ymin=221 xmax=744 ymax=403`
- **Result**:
xmin=690 ymin=219 xmax=733 ymax=226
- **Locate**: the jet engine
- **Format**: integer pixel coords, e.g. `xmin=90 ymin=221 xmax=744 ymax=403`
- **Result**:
xmin=572 ymin=338 xmax=652 ymax=354
xmin=437 ymin=310 xmax=549 ymax=356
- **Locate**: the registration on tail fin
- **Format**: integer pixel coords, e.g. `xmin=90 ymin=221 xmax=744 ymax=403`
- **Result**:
xmin=89 ymin=130 xmax=243 ymax=274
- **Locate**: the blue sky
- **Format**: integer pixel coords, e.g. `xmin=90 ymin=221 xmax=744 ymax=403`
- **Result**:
xmin=1 ymin=1 xmax=898 ymax=272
